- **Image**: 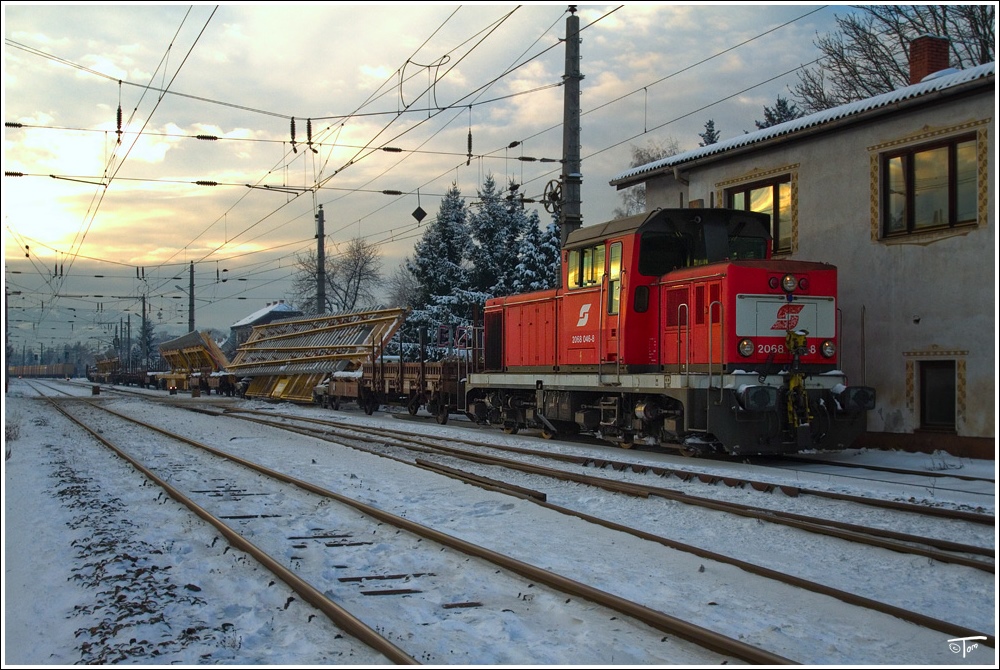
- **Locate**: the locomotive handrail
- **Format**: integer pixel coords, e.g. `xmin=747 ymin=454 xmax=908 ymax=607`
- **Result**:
xmin=598 ymin=271 xmax=606 ymax=382
xmin=675 ymin=303 xmax=690 ymax=383
xmin=615 ymin=269 xmax=625 ymax=382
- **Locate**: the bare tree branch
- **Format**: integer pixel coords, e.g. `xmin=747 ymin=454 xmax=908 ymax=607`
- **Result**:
xmin=792 ymin=5 xmax=994 ymax=113
xmin=291 ymin=237 xmax=382 ymax=315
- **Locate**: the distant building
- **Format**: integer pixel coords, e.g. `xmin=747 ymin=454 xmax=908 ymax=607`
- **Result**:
xmin=227 ymin=300 xmax=303 ymax=355
xmin=610 ymin=38 xmax=994 ymax=457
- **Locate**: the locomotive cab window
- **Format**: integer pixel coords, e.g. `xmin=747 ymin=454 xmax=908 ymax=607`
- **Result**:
xmin=607 ymin=242 xmax=622 ymax=314
xmin=567 ymin=244 xmax=606 ymax=289
xmin=638 ymin=231 xmax=688 ymax=276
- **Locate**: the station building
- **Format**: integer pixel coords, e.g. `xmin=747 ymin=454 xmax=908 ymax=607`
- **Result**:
xmin=610 ymin=38 xmax=995 ymax=458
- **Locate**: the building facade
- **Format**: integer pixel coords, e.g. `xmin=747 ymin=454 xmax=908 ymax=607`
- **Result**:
xmin=611 ymin=45 xmax=994 ymax=457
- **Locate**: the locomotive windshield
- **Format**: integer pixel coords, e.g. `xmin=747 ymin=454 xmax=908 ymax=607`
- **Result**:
xmin=637 ymin=218 xmax=769 ymax=276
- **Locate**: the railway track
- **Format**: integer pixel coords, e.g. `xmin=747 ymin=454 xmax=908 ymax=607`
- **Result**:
xmin=28 ymin=388 xmax=789 ymax=664
xmin=229 ymin=406 xmax=994 ymax=520
xmin=217 ymin=409 xmax=996 ymax=591
xmin=16 ymin=380 xmax=996 ymax=663
xmin=777 ymin=453 xmax=996 ymax=485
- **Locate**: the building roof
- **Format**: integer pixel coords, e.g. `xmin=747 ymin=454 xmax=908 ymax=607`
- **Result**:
xmin=230 ymin=300 xmax=301 ymax=329
xmin=610 ymin=62 xmax=995 ymax=187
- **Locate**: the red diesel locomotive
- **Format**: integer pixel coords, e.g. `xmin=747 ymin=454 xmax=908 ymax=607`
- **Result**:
xmin=465 ymin=208 xmax=875 ymax=456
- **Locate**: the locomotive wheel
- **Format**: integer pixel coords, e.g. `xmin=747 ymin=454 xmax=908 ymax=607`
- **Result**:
xmin=502 ymin=423 xmax=519 ymax=435
xmin=407 ymin=396 xmax=420 ymax=416
xmin=541 ymin=427 xmax=556 ymax=440
xmin=620 ymin=433 xmax=635 ymax=449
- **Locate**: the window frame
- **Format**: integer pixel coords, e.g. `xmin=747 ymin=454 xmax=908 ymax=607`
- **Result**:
xmin=725 ymin=174 xmax=793 ymax=254
xmin=567 ymin=243 xmax=607 ymax=290
xmin=607 ymin=242 xmax=622 ymax=315
xmin=880 ymin=132 xmax=978 ymax=238
xmin=919 ymin=359 xmax=956 ymax=431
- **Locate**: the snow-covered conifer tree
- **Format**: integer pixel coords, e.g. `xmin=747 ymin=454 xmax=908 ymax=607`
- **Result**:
xmin=467 ymin=175 xmax=526 ymax=298
xmin=512 ymin=213 xmax=561 ymax=293
xmin=405 ymin=183 xmax=476 ymax=353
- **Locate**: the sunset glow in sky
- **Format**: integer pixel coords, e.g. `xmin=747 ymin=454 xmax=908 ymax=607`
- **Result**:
xmin=3 ymin=3 xmax=850 ymax=350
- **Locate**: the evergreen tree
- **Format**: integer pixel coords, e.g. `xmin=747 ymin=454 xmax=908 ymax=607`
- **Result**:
xmin=138 ymin=317 xmax=157 ymax=369
xmin=406 ymin=182 xmax=471 ymax=308
xmin=511 ymin=213 xmax=561 ymax=293
xmin=467 ymin=175 xmax=526 ymax=299
xmin=754 ymin=96 xmax=803 ymax=130
xmin=699 ymin=119 xmax=720 ymax=147
xmin=404 ymin=183 xmax=476 ymax=351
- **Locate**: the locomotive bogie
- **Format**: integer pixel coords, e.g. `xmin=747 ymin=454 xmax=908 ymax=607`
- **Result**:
xmin=465 ymin=369 xmax=873 ymax=455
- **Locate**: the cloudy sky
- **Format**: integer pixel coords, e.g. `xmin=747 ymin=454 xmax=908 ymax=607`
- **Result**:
xmin=3 ymin=3 xmax=855 ymax=355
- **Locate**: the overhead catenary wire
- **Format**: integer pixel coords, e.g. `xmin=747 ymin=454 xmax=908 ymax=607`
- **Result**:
xmin=13 ymin=6 xmax=219 ymax=331
xmin=7 ymin=5 xmax=838 ymax=341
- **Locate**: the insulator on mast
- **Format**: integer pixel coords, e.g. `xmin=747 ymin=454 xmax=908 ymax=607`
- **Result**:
xmin=307 ymin=119 xmax=318 ymax=153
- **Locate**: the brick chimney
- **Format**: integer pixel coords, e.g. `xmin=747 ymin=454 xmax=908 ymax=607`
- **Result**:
xmin=910 ymin=35 xmax=951 ymax=85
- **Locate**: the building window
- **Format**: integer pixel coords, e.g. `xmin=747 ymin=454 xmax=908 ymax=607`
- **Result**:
xmin=919 ymin=360 xmax=956 ymax=431
xmin=726 ymin=176 xmax=792 ymax=253
xmin=882 ymin=134 xmax=977 ymax=237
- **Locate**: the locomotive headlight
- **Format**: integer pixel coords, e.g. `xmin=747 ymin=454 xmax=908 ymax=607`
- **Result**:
xmin=738 ymin=338 xmax=754 ymax=357
xmin=798 ymin=277 xmax=809 ymax=291
xmin=820 ymin=340 xmax=836 ymax=358
xmin=781 ymin=274 xmax=797 ymax=292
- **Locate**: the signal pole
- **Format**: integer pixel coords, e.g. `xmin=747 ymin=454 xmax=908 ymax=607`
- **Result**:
xmin=560 ymin=5 xmax=583 ymax=247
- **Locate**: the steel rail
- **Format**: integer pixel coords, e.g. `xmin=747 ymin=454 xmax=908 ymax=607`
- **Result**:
xmin=233 ymin=406 xmax=995 ymax=526
xmin=38 ymin=395 xmax=419 ymax=665
xmin=228 ymin=409 xmax=993 ymax=570
xmin=775 ymin=455 xmax=996 ymax=483
xmin=211 ymin=408 xmax=997 ymax=645
xmin=71 ymin=399 xmax=795 ymax=665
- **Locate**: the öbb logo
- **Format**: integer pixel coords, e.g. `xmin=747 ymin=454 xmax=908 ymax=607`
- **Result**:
xmin=771 ymin=304 xmax=804 ymax=331
xmin=577 ymin=303 xmax=592 ymax=327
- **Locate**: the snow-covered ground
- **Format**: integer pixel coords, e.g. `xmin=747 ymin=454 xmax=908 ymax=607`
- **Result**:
xmin=3 ymin=378 xmax=996 ymax=666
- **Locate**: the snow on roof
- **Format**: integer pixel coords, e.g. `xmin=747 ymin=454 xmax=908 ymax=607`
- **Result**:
xmin=611 ymin=62 xmax=995 ymax=186
xmin=230 ymin=301 xmax=300 ymax=329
